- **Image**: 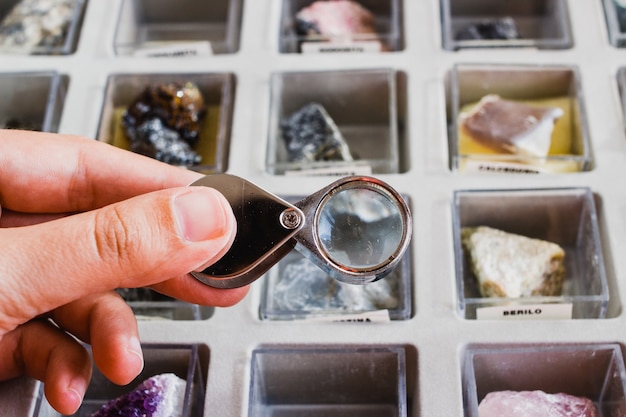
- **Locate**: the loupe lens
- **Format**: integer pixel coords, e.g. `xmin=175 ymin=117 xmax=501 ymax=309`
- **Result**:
xmin=316 ymin=184 xmax=405 ymax=271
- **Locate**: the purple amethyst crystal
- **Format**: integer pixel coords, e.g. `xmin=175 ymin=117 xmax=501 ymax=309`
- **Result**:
xmin=90 ymin=373 xmax=186 ymax=417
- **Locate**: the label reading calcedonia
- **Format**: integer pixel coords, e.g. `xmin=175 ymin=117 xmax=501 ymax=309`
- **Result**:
xmin=133 ymin=41 xmax=213 ymax=58
xmin=301 ymin=41 xmax=382 ymax=54
xmin=476 ymin=303 xmax=573 ymax=320
xmin=463 ymin=160 xmax=545 ymax=174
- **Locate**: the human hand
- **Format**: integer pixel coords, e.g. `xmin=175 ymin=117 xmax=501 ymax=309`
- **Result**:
xmin=0 ymin=130 xmax=247 ymax=414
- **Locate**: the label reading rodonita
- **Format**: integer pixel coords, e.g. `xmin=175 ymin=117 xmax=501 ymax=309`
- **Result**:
xmin=301 ymin=40 xmax=381 ymax=54
xmin=133 ymin=41 xmax=213 ymax=58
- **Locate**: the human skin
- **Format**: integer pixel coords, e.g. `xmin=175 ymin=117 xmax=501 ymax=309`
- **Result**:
xmin=0 ymin=129 xmax=248 ymax=414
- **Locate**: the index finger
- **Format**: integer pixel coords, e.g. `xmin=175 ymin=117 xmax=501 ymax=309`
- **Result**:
xmin=0 ymin=130 xmax=203 ymax=213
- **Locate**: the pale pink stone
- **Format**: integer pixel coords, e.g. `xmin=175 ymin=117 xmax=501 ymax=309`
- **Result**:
xmin=296 ymin=0 xmax=377 ymax=37
xmin=478 ymin=390 xmax=600 ymax=417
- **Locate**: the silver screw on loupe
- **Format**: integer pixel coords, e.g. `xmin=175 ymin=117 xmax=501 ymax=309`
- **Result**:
xmin=280 ymin=208 xmax=302 ymax=230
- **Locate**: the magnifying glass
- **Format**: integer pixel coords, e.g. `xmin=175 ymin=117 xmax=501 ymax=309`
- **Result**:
xmin=189 ymin=174 xmax=412 ymax=289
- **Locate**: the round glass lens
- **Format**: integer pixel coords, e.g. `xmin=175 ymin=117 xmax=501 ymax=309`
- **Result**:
xmin=317 ymin=186 xmax=404 ymax=270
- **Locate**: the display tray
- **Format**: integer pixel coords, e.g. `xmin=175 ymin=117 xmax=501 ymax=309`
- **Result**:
xmin=2 ymin=0 xmax=626 ymax=416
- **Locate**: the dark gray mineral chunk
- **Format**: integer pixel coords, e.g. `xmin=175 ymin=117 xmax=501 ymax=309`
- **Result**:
xmin=455 ymin=17 xmax=521 ymax=41
xmin=116 ymin=288 xmax=174 ymax=303
xmin=272 ymin=256 xmax=399 ymax=313
xmin=130 ymin=118 xmax=201 ymax=166
xmin=280 ymin=102 xmax=353 ymax=163
xmin=3 ymin=118 xmax=40 ymax=130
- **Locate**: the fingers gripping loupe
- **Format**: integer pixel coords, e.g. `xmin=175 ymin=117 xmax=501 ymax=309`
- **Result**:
xmin=189 ymin=174 xmax=412 ymax=289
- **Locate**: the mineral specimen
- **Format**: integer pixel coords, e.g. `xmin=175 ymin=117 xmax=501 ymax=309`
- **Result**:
xmin=272 ymin=255 xmax=399 ymax=313
xmin=3 ymin=118 xmax=40 ymax=130
xmin=116 ymin=288 xmax=175 ymax=303
xmin=478 ymin=390 xmax=600 ymax=417
xmin=461 ymin=226 xmax=565 ymax=298
xmin=459 ymin=95 xmax=564 ymax=158
xmin=128 ymin=118 xmax=201 ymax=166
xmin=123 ymin=82 xmax=206 ymax=147
xmin=295 ymin=0 xmax=377 ymax=38
xmin=90 ymin=373 xmax=186 ymax=417
xmin=0 ymin=0 xmax=79 ymax=53
xmin=122 ymin=82 xmax=206 ymax=165
xmin=280 ymin=102 xmax=353 ymax=163
xmin=456 ymin=17 xmax=521 ymax=41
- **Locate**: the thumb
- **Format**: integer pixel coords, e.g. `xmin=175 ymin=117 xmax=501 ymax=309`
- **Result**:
xmin=0 ymin=186 xmax=236 ymax=331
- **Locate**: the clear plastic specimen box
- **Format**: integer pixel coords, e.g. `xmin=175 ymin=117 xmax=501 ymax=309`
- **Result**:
xmin=440 ymin=0 xmax=572 ymax=50
xmin=453 ymin=188 xmax=609 ymax=319
xmin=33 ymin=344 xmax=207 ymax=417
xmin=279 ymin=0 xmax=403 ymax=53
xmin=248 ymin=345 xmax=408 ymax=417
xmin=447 ymin=63 xmax=591 ymax=174
xmin=260 ymin=193 xmax=412 ymax=321
xmin=0 ymin=0 xmax=86 ymax=55
xmin=117 ymin=288 xmax=214 ymax=321
xmin=96 ymin=72 xmax=235 ymax=173
xmin=0 ymin=71 xmax=68 ymax=132
xmin=603 ymin=0 xmax=626 ymax=47
xmin=113 ymin=0 xmax=243 ymax=56
xmin=260 ymin=248 xmax=412 ymax=321
xmin=462 ymin=343 xmax=626 ymax=417
xmin=266 ymin=68 xmax=401 ymax=175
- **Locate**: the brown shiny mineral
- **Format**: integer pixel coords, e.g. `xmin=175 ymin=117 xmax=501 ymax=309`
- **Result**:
xmin=122 ymin=82 xmax=206 ymax=147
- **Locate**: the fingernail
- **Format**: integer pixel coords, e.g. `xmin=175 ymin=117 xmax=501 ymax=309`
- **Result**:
xmin=174 ymin=188 xmax=230 ymax=242
xmin=67 ymin=376 xmax=87 ymax=410
xmin=127 ymin=336 xmax=144 ymax=372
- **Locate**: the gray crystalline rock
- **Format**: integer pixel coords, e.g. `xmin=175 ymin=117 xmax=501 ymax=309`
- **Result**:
xmin=280 ymin=102 xmax=354 ymax=163
xmin=0 ymin=0 xmax=78 ymax=52
xmin=272 ymin=256 xmax=399 ymax=313
xmin=130 ymin=118 xmax=201 ymax=166
xmin=455 ymin=17 xmax=521 ymax=41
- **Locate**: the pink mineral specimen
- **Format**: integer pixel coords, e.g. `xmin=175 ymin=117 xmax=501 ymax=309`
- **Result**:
xmin=478 ymin=390 xmax=600 ymax=417
xmin=295 ymin=0 xmax=377 ymax=37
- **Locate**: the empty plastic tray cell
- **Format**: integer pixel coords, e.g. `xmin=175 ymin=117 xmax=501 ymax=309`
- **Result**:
xmin=249 ymin=346 xmax=408 ymax=417
xmin=0 ymin=0 xmax=86 ymax=55
xmin=447 ymin=64 xmax=591 ymax=174
xmin=267 ymin=68 xmax=400 ymax=175
xmin=603 ymin=0 xmax=626 ymax=47
xmin=0 ymin=71 xmax=68 ymax=132
xmin=440 ymin=0 xmax=572 ymax=50
xmin=33 ymin=344 xmax=208 ymax=417
xmin=116 ymin=288 xmax=214 ymax=320
xmin=462 ymin=343 xmax=626 ymax=417
xmin=279 ymin=0 xmax=403 ymax=53
xmin=453 ymin=188 xmax=609 ymax=320
xmin=97 ymin=72 xmax=235 ymax=173
xmin=114 ymin=0 xmax=243 ymax=56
